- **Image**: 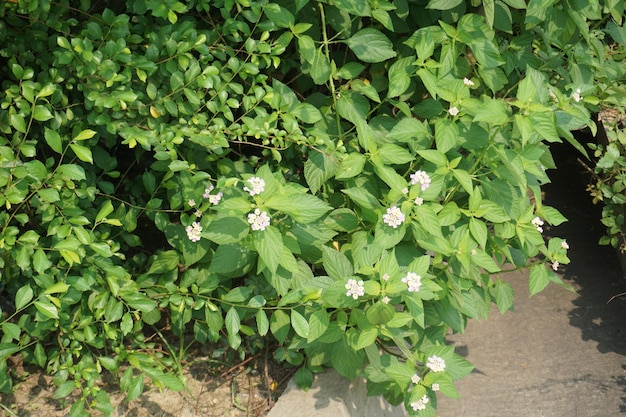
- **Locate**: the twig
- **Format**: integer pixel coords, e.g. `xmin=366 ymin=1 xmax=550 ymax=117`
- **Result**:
xmin=607 ymin=292 xmax=626 ymax=304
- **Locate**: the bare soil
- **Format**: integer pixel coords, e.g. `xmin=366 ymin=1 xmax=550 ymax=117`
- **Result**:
xmin=1 ymin=349 xmax=294 ymax=417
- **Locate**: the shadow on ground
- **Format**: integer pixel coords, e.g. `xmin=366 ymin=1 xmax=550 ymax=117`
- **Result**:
xmin=544 ymin=140 xmax=626 ymax=413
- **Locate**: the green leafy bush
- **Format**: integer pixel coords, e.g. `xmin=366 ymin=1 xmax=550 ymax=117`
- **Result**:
xmin=0 ymin=0 xmax=623 ymax=415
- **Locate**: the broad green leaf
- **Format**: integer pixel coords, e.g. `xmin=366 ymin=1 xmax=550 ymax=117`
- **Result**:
xmin=15 ymin=285 xmax=34 ymax=311
xmin=2 ymin=323 xmax=20 ymax=341
xmin=366 ymin=302 xmax=395 ymax=325
xmin=336 ymin=153 xmax=367 ymax=179
xmin=324 ymin=208 xmax=359 ymax=232
xmin=70 ymin=143 xmax=93 ymax=164
xmin=435 ymin=117 xmax=460 ymax=153
xmin=270 ymin=309 xmax=291 ymax=343
xmin=291 ymin=310 xmax=309 ymax=338
xmin=0 ymin=343 xmax=20 ymax=360
xmin=538 ymin=206 xmax=567 ymax=226
xmin=96 ymin=200 xmax=114 ymax=223
xmin=291 ymin=102 xmax=322 ymax=124
xmin=43 ymin=282 xmax=70 ymax=295
xmin=294 ymin=367 xmax=314 ymax=391
xmin=205 ymin=216 xmax=249 ymax=244
xmin=122 ymin=293 xmax=156 ymax=312
xmin=147 ymin=250 xmax=179 ymax=274
xmin=343 ymin=28 xmax=397 ymax=63
xmin=331 ymin=334 xmax=365 ymax=379
xmin=529 ymin=263 xmax=551 ymax=295
xmin=336 ymin=91 xmax=370 ymax=125
xmin=332 ymin=0 xmax=371 ymax=16
xmin=493 ymin=279 xmax=515 ymax=313
xmin=264 ymin=3 xmax=295 ymax=28
xmin=304 ymin=151 xmax=338 ymax=194
xmin=266 ymin=193 xmax=332 ymax=224
xmin=426 ymin=0 xmax=463 ymax=9
xmin=225 ymin=307 xmax=240 ymax=336
xmin=307 ymin=309 xmax=330 ymax=343
xmin=10 ymin=114 xmax=26 ymax=133
xmin=32 ymin=105 xmax=53 ymax=121
xmin=473 ymin=98 xmax=510 ymax=125
xmin=321 ymin=245 xmax=354 ymax=280
xmin=254 ymin=226 xmax=283 ymax=273
xmin=387 ymin=57 xmax=413 ymax=98
xmin=310 ymin=47 xmax=332 ymax=85
xmin=378 ymin=143 xmax=414 ymax=165
xmin=34 ymin=300 xmax=59 ymax=319
xmin=53 ymin=381 xmax=75 ymax=399
xmin=418 ymin=149 xmax=448 ymax=166
xmin=355 ymin=327 xmax=379 ymax=350
xmin=73 ymin=129 xmax=97 ymax=141
xmin=469 ymin=217 xmax=488 ymax=248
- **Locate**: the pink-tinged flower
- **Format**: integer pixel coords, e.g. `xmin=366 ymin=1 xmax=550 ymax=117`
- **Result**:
xmin=188 ymin=199 xmax=196 ymax=207
xmin=207 ymin=192 xmax=223 ymax=205
xmin=383 ymin=206 xmax=405 ymax=228
xmin=410 ymin=395 xmax=430 ymax=411
xmin=247 ymin=208 xmax=270 ymax=231
xmin=401 ymin=272 xmax=422 ymax=292
xmin=426 ymin=355 xmax=446 ymax=372
xmin=410 ymin=170 xmax=431 ymax=191
xmin=532 ymin=216 xmax=544 ymax=233
xmin=244 ymin=177 xmax=265 ymax=196
xmin=185 ymin=222 xmax=202 ymax=242
xmin=345 ymin=278 xmax=365 ymax=300
xmin=203 ymin=185 xmax=215 ymax=198
xmin=448 ymin=106 xmax=459 ymax=116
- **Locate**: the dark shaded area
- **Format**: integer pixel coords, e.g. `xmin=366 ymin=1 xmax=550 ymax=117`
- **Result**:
xmin=544 ymin=139 xmax=626 ymax=411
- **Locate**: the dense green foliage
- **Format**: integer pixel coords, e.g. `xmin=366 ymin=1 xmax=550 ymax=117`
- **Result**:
xmin=0 ymin=0 xmax=624 ymax=415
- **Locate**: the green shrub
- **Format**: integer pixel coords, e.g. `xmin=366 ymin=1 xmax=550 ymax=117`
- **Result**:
xmin=0 ymin=0 xmax=623 ymax=415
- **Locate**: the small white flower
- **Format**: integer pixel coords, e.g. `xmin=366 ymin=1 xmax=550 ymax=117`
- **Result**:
xmin=426 ymin=355 xmax=446 ymax=373
xmin=561 ymin=240 xmax=569 ymax=250
xmin=414 ymin=197 xmax=424 ymax=206
xmin=431 ymin=383 xmax=440 ymax=392
xmin=194 ymin=210 xmax=202 ymax=218
xmin=552 ymin=261 xmax=560 ymax=271
xmin=207 ymin=191 xmax=223 ymax=205
xmin=345 ymin=278 xmax=365 ymax=300
xmin=471 ymin=249 xmax=477 ymax=256
xmin=382 ymin=296 xmax=391 ymax=304
xmin=410 ymin=395 xmax=430 ymax=411
xmin=401 ymin=272 xmax=422 ymax=293
xmin=549 ymin=89 xmax=557 ymax=101
xmin=203 ymin=185 xmax=215 ymax=198
xmin=463 ymin=77 xmax=474 ymax=86
xmin=248 ymin=208 xmax=270 ymax=231
xmin=572 ymin=88 xmax=583 ymax=103
xmin=411 ymin=374 xmax=421 ymax=384
xmin=448 ymin=106 xmax=459 ymax=116
xmin=244 ymin=177 xmax=265 ymax=196
xmin=402 ymin=187 xmax=409 ymax=195
xmin=410 ymin=170 xmax=431 ymax=191
xmin=188 ymin=199 xmax=196 ymax=207
xmin=185 ymin=222 xmax=202 ymax=242
xmin=532 ymin=216 xmax=544 ymax=233
xmin=382 ymin=273 xmax=390 ymax=282
xmin=383 ymin=206 xmax=405 ymax=229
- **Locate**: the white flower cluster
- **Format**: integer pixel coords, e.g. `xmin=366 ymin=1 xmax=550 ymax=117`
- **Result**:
xmin=532 ymin=216 xmax=544 ymax=233
xmin=383 ymin=206 xmax=405 ymax=228
xmin=572 ymin=88 xmax=583 ymax=103
xmin=203 ymin=184 xmax=223 ymax=205
xmin=410 ymin=395 xmax=430 ymax=411
xmin=248 ymin=208 xmax=270 ymax=231
xmin=345 ymin=278 xmax=365 ymax=300
xmin=463 ymin=77 xmax=474 ymax=86
xmin=448 ymin=106 xmax=459 ymax=116
xmin=401 ymin=272 xmax=422 ymax=293
xmin=410 ymin=170 xmax=431 ymax=191
xmin=185 ymin=222 xmax=202 ymax=242
xmin=426 ymin=355 xmax=446 ymax=372
xmin=244 ymin=177 xmax=265 ymax=196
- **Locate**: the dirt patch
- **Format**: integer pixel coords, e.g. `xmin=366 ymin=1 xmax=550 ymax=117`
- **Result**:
xmin=1 ymin=350 xmax=294 ymax=417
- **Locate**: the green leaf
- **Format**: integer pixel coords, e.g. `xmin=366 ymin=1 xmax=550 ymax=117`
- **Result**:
xmin=15 ymin=285 xmax=34 ymax=311
xmin=331 ymin=334 xmax=365 ymax=379
xmin=10 ymin=114 xmax=26 ymax=133
xmin=304 ymin=151 xmax=338 ymax=194
xmin=225 ymin=307 xmax=240 ymax=336
xmin=34 ymin=301 xmax=59 ymax=319
xmin=538 ymin=206 xmax=567 ymax=226
xmin=0 ymin=343 xmax=20 ymax=360
xmin=54 ymin=381 xmax=75 ymax=399
xmin=96 ymin=200 xmax=114 ymax=223
xmin=73 ymin=129 xmax=97 ymax=141
xmin=336 ymin=153 xmax=367 ymax=179
xmin=2 ymin=323 xmax=20 ymax=341
xmin=266 ymin=193 xmax=332 ymax=224
xmin=254 ymin=226 xmax=283 ymax=273
xmin=324 ymin=208 xmax=359 ymax=232
xmin=43 ymin=282 xmax=70 ymax=295
xmin=469 ymin=217 xmax=488 ymax=248
xmin=264 ymin=3 xmax=295 ymax=28
xmin=426 ymin=0 xmax=463 ymax=10
xmin=529 ymin=263 xmax=551 ymax=296
xmin=493 ymin=279 xmax=515 ymax=313
xmin=205 ymin=216 xmax=249 ymax=244
xmin=294 ymin=367 xmax=314 ymax=391
xmin=387 ymin=57 xmax=413 ymax=98
xmin=418 ymin=149 xmax=448 ymax=166
xmin=291 ymin=310 xmax=309 ymax=338
xmin=291 ymin=102 xmax=323 ymax=124
xmin=147 ymin=250 xmax=179 ymax=274
xmin=122 ymin=293 xmax=156 ymax=312
xmin=321 ymin=246 xmax=354 ymax=280
xmin=256 ymin=310 xmax=269 ymax=336
xmin=270 ymin=310 xmax=291 ymax=343
xmin=307 ymin=309 xmax=330 ymax=343
xmin=310 ymin=47 xmax=332 ymax=85
xmin=366 ymin=302 xmax=395 ymax=325
xmin=332 ymin=0 xmax=371 ymax=16
xmin=378 ymin=143 xmax=414 ymax=165
xmin=70 ymin=143 xmax=93 ymax=164
xmin=33 ymin=105 xmax=53 ymax=121
xmin=343 ymin=28 xmax=397 ymax=63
